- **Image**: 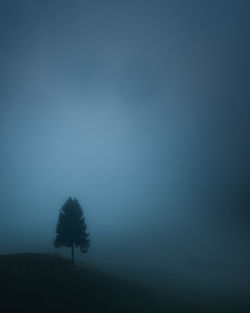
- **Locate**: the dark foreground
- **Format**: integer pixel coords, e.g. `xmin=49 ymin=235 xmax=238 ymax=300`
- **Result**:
xmin=0 ymin=254 xmax=249 ymax=313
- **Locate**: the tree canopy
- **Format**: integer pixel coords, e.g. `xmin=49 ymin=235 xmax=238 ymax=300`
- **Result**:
xmin=54 ymin=197 xmax=90 ymax=263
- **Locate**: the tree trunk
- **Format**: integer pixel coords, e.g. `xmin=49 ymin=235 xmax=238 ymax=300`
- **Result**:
xmin=71 ymin=244 xmax=75 ymax=264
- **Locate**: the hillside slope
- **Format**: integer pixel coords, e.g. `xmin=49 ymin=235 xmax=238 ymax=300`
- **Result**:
xmin=0 ymin=253 xmax=199 ymax=313
xmin=1 ymin=253 xmax=248 ymax=313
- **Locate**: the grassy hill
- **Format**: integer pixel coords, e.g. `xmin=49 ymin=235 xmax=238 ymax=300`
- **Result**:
xmin=0 ymin=254 xmax=249 ymax=313
xmin=0 ymin=253 xmax=198 ymax=313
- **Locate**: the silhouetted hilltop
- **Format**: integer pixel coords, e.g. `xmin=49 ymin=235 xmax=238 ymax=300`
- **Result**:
xmin=0 ymin=253 xmax=193 ymax=313
xmin=1 ymin=253 xmax=249 ymax=313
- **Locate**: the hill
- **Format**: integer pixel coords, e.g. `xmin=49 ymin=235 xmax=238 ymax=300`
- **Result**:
xmin=0 ymin=253 xmax=200 ymax=313
xmin=1 ymin=254 xmax=249 ymax=313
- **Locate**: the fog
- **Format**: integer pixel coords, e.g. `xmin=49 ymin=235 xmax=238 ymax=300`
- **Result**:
xmin=0 ymin=0 xmax=250 ymax=290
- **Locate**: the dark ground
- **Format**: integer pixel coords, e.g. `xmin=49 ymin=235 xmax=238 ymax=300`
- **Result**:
xmin=0 ymin=254 xmax=249 ymax=313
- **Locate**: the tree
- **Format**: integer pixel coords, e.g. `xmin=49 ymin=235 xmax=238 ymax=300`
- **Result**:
xmin=54 ymin=197 xmax=90 ymax=264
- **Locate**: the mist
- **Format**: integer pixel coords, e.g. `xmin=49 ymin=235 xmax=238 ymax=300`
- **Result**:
xmin=1 ymin=0 xmax=250 ymax=299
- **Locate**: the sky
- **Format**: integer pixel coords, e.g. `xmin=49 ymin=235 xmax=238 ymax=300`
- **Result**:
xmin=0 ymin=0 xmax=250 ymax=276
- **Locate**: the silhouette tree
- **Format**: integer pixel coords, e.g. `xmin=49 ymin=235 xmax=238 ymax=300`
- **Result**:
xmin=54 ymin=197 xmax=90 ymax=264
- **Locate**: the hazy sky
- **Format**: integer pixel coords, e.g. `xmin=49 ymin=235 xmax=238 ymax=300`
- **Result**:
xmin=0 ymin=0 xmax=250 ymax=271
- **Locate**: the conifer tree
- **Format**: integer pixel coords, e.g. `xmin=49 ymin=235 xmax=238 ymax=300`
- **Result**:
xmin=54 ymin=197 xmax=90 ymax=264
